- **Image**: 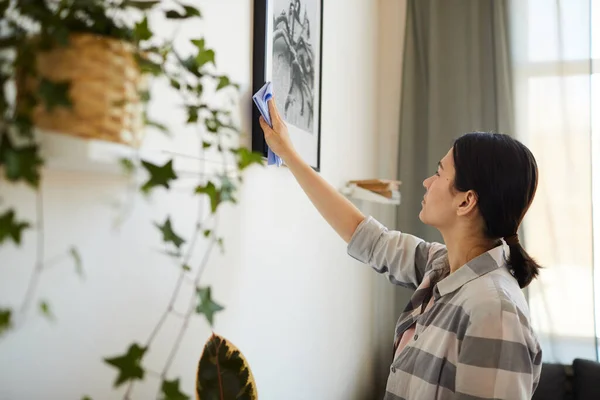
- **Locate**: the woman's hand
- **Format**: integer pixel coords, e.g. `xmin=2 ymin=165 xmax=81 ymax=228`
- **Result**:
xmin=258 ymin=98 xmax=296 ymax=161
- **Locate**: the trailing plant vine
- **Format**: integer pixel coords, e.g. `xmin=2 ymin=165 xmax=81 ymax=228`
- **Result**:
xmin=0 ymin=1 xmax=263 ymax=398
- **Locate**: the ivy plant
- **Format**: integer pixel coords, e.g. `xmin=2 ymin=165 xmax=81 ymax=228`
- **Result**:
xmin=0 ymin=1 xmax=262 ymax=398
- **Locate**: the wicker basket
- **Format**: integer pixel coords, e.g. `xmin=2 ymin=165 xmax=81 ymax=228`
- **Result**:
xmin=17 ymin=33 xmax=146 ymax=147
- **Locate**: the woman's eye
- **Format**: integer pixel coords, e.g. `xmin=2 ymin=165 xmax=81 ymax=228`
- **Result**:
xmin=435 ymin=170 xmax=440 ymax=177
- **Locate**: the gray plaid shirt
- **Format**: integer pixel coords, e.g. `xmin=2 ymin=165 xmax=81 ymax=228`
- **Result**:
xmin=348 ymin=216 xmax=542 ymax=400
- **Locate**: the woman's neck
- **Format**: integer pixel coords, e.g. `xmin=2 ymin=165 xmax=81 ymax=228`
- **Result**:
xmin=442 ymin=229 xmax=499 ymax=273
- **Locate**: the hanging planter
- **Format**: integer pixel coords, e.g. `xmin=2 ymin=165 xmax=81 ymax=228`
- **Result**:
xmin=16 ymin=33 xmax=145 ymax=147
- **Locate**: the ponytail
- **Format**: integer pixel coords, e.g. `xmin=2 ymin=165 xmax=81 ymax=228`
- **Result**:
xmin=506 ymin=241 xmax=541 ymax=288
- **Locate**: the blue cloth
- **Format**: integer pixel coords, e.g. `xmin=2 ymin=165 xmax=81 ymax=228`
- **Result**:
xmin=253 ymin=81 xmax=283 ymax=167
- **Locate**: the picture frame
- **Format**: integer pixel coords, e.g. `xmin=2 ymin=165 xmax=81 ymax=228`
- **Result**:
xmin=252 ymin=0 xmax=323 ymax=171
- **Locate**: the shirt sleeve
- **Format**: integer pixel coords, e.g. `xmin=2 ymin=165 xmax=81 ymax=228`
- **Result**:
xmin=346 ymin=216 xmax=446 ymax=289
xmin=455 ymin=298 xmax=541 ymax=399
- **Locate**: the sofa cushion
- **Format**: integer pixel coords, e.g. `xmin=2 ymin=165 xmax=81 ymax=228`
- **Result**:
xmin=533 ymin=363 xmax=568 ymax=400
xmin=573 ymin=358 xmax=600 ymax=400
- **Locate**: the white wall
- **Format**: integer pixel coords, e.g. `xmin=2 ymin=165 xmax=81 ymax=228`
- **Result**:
xmin=0 ymin=1 xmax=385 ymax=399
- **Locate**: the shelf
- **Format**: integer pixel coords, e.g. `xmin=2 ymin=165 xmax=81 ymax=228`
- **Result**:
xmin=340 ymin=183 xmax=401 ymax=205
xmin=39 ymin=130 xmax=136 ymax=174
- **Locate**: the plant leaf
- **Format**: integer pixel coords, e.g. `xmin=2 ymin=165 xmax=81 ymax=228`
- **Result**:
xmin=0 ymin=134 xmax=43 ymax=187
xmin=104 ymin=343 xmax=147 ymax=387
xmin=135 ymin=54 xmax=162 ymax=76
xmin=38 ymin=78 xmax=72 ymax=111
xmin=140 ymin=159 xmax=177 ymax=193
xmin=0 ymin=209 xmax=31 ymax=246
xmin=192 ymin=39 xmax=215 ymax=68
xmin=231 ymin=147 xmax=264 ymax=170
xmin=0 ymin=308 xmax=12 ymax=336
xmin=70 ymin=246 xmax=83 ymax=278
xmin=183 ymin=5 xmax=202 ymax=18
xmin=155 ymin=217 xmax=185 ymax=249
xmin=181 ymin=56 xmax=201 ymax=77
xmin=165 ymin=10 xmax=185 ymax=19
xmin=182 ymin=264 xmax=191 ymax=272
xmin=195 ymin=287 xmax=224 ymax=326
xmin=195 ymin=182 xmax=219 ymax=213
xmin=203 ymin=229 xmax=211 ymax=238
xmin=81 ymin=396 xmax=92 ymax=400
xmin=122 ymin=0 xmax=160 ymax=10
xmin=196 ymin=334 xmax=257 ymax=400
xmin=134 ymin=16 xmax=152 ymax=42
xmin=219 ymin=176 xmax=237 ymax=205
xmin=216 ymin=76 xmax=231 ymax=91
xmin=170 ymin=79 xmax=181 ymax=90
xmin=39 ymin=300 xmax=53 ymax=320
xmin=161 ymin=378 xmax=190 ymax=400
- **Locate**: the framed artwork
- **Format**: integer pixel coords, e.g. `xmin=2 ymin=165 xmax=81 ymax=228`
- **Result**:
xmin=252 ymin=0 xmax=323 ymax=171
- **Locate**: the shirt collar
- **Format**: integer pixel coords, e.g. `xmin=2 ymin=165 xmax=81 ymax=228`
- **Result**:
xmin=434 ymin=244 xmax=507 ymax=299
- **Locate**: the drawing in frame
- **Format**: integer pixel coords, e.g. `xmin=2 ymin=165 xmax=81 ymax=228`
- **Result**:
xmin=252 ymin=0 xmax=323 ymax=171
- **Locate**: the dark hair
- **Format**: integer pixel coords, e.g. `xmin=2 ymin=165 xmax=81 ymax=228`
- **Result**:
xmin=452 ymin=132 xmax=541 ymax=288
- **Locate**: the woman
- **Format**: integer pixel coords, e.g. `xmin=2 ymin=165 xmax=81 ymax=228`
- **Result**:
xmin=259 ymin=99 xmax=542 ymax=399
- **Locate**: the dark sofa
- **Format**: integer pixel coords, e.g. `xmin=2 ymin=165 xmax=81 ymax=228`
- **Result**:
xmin=532 ymin=359 xmax=600 ymax=400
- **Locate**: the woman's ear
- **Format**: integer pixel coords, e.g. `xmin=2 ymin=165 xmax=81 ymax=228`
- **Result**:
xmin=456 ymin=190 xmax=478 ymax=216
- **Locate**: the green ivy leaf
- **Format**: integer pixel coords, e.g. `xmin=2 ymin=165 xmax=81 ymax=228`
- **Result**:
xmin=0 ymin=209 xmax=31 ymax=246
xmin=161 ymin=378 xmax=190 ymax=400
xmin=186 ymin=107 xmax=198 ymax=123
xmin=220 ymin=176 xmax=237 ymax=204
xmin=182 ymin=264 xmax=191 ymax=272
xmin=183 ymin=5 xmax=202 ymax=17
xmin=216 ymin=76 xmax=232 ymax=91
xmin=196 ymin=287 xmax=224 ymax=326
xmin=135 ymin=54 xmax=162 ymax=76
xmin=140 ymin=159 xmax=177 ymax=193
xmin=205 ymin=116 xmax=220 ymax=133
xmin=192 ymin=39 xmax=215 ymax=68
xmin=1 ymin=137 xmax=43 ymax=187
xmin=38 ymin=78 xmax=72 ymax=112
xmin=181 ymin=56 xmax=201 ymax=77
xmin=155 ymin=217 xmax=185 ymax=249
xmin=122 ymin=0 xmax=160 ymax=10
xmin=134 ymin=16 xmax=152 ymax=41
xmin=81 ymin=396 xmax=92 ymax=400
xmin=165 ymin=10 xmax=185 ymax=19
xmin=195 ymin=182 xmax=219 ymax=213
xmin=202 ymin=141 xmax=212 ymax=149
xmin=0 ymin=308 xmax=12 ymax=336
xmin=70 ymin=246 xmax=84 ymax=278
xmin=39 ymin=300 xmax=53 ymax=320
xmin=104 ymin=343 xmax=147 ymax=387
xmin=231 ymin=147 xmax=264 ymax=170
xmin=170 ymin=79 xmax=181 ymax=90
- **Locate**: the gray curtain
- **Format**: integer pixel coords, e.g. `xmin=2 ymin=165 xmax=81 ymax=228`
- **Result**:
xmin=396 ymin=0 xmax=514 ymax=243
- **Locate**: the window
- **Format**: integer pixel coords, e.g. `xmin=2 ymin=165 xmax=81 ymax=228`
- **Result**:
xmin=510 ymin=0 xmax=600 ymax=362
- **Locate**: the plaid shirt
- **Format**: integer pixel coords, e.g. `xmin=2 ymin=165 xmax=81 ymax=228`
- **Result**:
xmin=348 ymin=216 xmax=542 ymax=400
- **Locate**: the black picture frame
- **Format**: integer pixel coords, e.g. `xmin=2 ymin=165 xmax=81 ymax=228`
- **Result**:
xmin=252 ymin=0 xmax=323 ymax=171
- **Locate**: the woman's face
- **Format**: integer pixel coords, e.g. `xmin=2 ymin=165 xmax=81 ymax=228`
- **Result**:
xmin=419 ymin=148 xmax=461 ymax=228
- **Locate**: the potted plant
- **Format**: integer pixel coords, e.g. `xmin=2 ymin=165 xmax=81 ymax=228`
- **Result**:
xmin=0 ymin=1 xmax=262 ymax=398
